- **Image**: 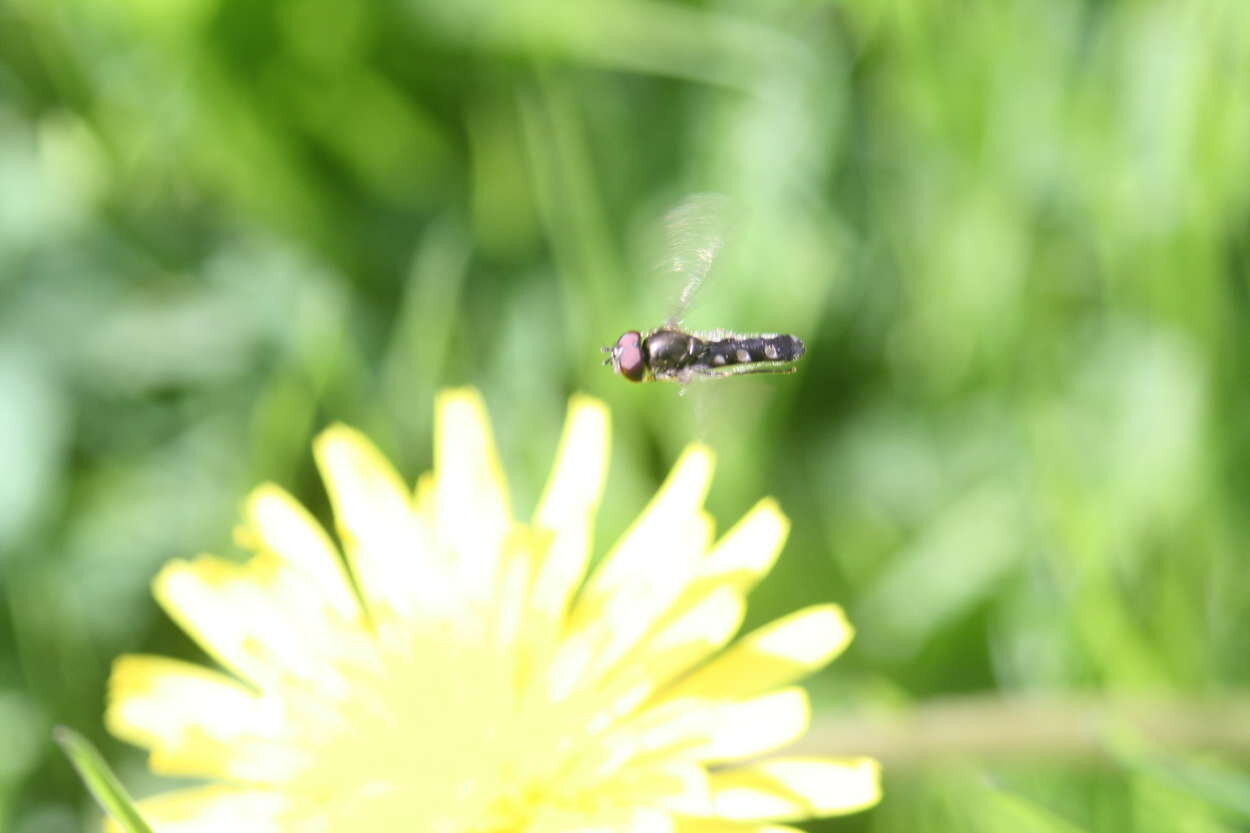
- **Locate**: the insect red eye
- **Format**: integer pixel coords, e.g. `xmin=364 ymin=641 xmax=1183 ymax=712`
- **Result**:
xmin=613 ymin=331 xmax=646 ymax=382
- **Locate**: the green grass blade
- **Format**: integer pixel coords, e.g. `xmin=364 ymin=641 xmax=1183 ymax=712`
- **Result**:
xmin=54 ymin=726 xmax=155 ymax=833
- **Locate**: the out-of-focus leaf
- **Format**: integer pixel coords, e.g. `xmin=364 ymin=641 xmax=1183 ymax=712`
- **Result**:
xmin=54 ymin=727 xmax=154 ymax=833
xmin=0 ymin=347 xmax=68 ymax=550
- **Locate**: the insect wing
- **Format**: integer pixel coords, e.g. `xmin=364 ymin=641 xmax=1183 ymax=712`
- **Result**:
xmin=658 ymin=193 xmax=731 ymax=328
xmin=687 ymin=360 xmax=801 ymax=379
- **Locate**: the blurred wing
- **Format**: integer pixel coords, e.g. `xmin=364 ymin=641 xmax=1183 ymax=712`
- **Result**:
xmin=661 ymin=193 xmax=730 ymax=328
xmin=688 ymin=361 xmax=800 ymax=379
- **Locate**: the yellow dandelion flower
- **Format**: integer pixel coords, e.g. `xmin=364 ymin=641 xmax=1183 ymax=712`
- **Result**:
xmin=107 ymin=388 xmax=880 ymax=833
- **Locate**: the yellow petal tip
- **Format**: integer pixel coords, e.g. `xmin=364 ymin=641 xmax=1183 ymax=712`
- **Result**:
xmin=312 ymin=423 xmax=372 ymax=469
xmin=567 ymin=392 xmax=609 ymax=416
xmin=314 ymin=421 xmax=359 ymax=448
xmin=435 ymin=387 xmax=489 ymax=426
xmin=678 ymin=442 xmax=715 ymax=473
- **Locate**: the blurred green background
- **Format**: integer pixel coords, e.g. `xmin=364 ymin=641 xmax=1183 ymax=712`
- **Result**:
xmin=4 ymin=0 xmax=1250 ymax=830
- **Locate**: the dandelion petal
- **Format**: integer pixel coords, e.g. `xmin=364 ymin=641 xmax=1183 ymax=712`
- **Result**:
xmin=691 ymin=687 xmax=812 ymax=763
xmin=106 ymin=655 xmax=295 ymax=782
xmin=603 ymin=687 xmax=810 ymax=770
xmin=672 ymin=820 xmax=803 ymax=833
xmin=315 ymin=424 xmax=451 ymax=623
xmin=434 ymin=388 xmax=513 ymax=603
xmin=584 ymin=444 xmax=715 ymax=606
xmin=664 ymin=605 xmax=852 ymax=702
xmin=107 ymin=785 xmax=286 ymax=833
xmin=560 ymin=446 xmax=715 ymax=692
xmin=706 ymin=758 xmax=881 ymax=821
xmin=530 ymin=395 xmax=611 ymax=625
xmin=594 ymin=588 xmax=746 ymax=721
xmin=242 ymin=484 xmax=360 ymax=620
xmin=153 ymin=554 xmax=374 ymax=691
xmin=699 ymin=498 xmax=789 ymax=594
xmin=154 ymin=557 xmax=306 ymax=686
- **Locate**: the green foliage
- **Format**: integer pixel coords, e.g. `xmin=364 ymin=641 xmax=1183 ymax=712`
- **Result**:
xmin=3 ymin=0 xmax=1250 ymax=830
xmin=54 ymin=729 xmax=153 ymax=833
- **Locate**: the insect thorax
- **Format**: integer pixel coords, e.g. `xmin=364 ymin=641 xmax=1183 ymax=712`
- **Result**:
xmin=643 ymin=329 xmax=701 ymax=367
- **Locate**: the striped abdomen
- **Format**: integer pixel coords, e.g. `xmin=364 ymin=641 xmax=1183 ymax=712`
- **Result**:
xmin=700 ymin=334 xmax=806 ymax=368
